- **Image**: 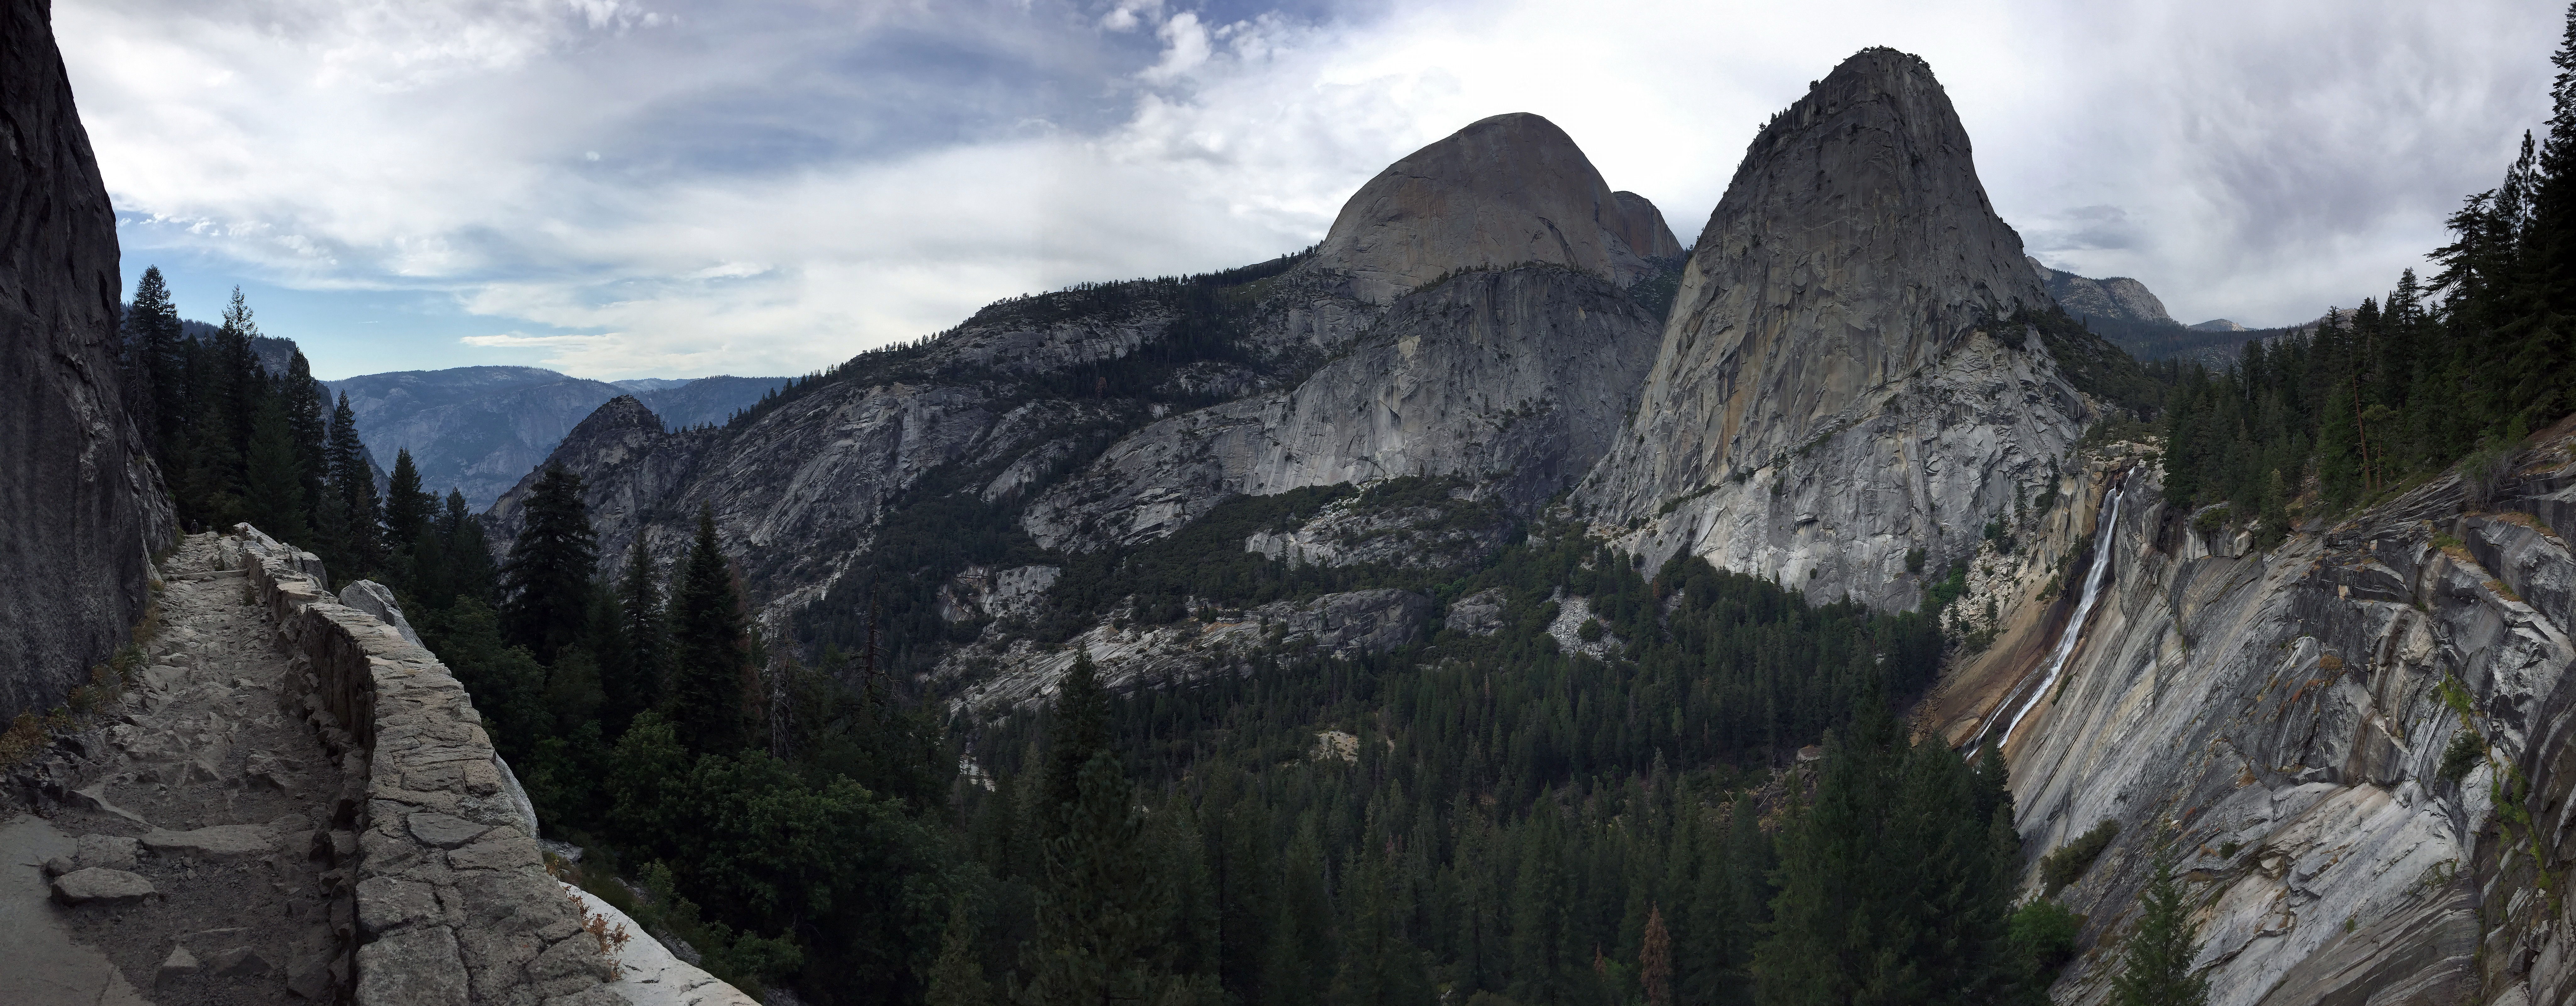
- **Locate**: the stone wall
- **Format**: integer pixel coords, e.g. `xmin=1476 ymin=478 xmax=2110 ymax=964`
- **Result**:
xmin=231 ymin=526 xmax=617 ymax=1006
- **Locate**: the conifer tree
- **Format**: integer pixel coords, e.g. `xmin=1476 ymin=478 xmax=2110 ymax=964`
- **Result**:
xmin=1020 ymin=648 xmax=1174 ymax=1006
xmin=1639 ymin=904 xmax=1673 ymax=1006
xmin=384 ymin=449 xmax=436 ymax=562
xmin=325 ymin=392 xmax=383 ymax=571
xmin=2110 ymin=852 xmax=2208 ymax=1006
xmin=926 ymin=902 xmax=993 ymax=1006
xmin=500 ymin=464 xmax=599 ymax=665
xmin=284 ymin=350 xmax=329 ymax=522
xmin=243 ymin=391 xmax=310 ymax=544
xmin=608 ymin=535 xmax=670 ymax=732
xmin=122 ymin=266 xmax=187 ymax=466
xmin=1261 ymin=819 xmax=1335 ymax=1006
xmin=667 ymin=506 xmax=750 ymax=755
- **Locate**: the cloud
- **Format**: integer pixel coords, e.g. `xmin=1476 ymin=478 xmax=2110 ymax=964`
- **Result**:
xmin=60 ymin=0 xmax=2567 ymax=379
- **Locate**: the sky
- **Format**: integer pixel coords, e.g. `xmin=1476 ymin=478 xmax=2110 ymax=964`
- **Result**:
xmin=56 ymin=0 xmax=2565 ymax=380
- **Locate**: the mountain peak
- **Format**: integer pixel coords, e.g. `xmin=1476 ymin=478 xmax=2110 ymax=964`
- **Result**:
xmin=1310 ymin=112 xmax=1679 ymax=304
xmin=1578 ymin=48 xmax=2075 ymax=611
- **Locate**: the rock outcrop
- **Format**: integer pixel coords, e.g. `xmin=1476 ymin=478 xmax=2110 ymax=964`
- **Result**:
xmin=1310 ymin=113 xmax=1682 ymax=305
xmin=1578 ymin=47 xmax=2078 ymax=611
xmin=1025 ymin=264 xmax=1664 ymax=551
xmin=0 ymin=0 xmax=175 ymax=723
xmin=1951 ymin=424 xmax=2576 ymax=1006
xmin=2029 ymin=256 xmax=2175 ymax=326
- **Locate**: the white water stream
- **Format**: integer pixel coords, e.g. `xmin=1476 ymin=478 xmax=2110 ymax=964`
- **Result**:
xmin=1966 ymin=468 xmax=2132 ymax=752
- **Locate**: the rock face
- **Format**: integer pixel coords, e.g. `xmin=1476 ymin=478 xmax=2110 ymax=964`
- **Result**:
xmin=0 ymin=0 xmax=175 ymax=723
xmin=1578 ymin=47 xmax=2077 ymax=611
xmin=2028 ymin=256 xmax=2175 ymax=326
xmin=1977 ymin=428 xmax=2576 ymax=1006
xmin=1311 ymin=113 xmax=1681 ymax=305
xmin=1025 ymin=265 xmax=1664 ymax=552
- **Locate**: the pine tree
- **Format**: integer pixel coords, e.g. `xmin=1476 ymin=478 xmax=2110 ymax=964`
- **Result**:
xmin=283 ymin=350 xmax=329 ymax=524
xmin=926 ymin=901 xmax=993 ymax=1006
xmin=1329 ymin=848 xmax=1429 ymax=1006
xmin=325 ymin=392 xmax=384 ymax=572
xmin=242 ymin=391 xmax=311 ymax=545
xmin=384 ymin=449 xmax=436 ymax=564
xmin=122 ymin=266 xmax=187 ymax=466
xmin=1019 ymin=648 xmax=1172 ymax=1006
xmin=667 ymin=506 xmax=750 ymax=755
xmin=1261 ymin=819 xmax=1335 ymax=1006
xmin=2110 ymin=852 xmax=2209 ymax=1006
xmin=1638 ymin=904 xmax=1673 ymax=1006
xmin=607 ymin=535 xmax=670 ymax=733
xmin=499 ymin=464 xmax=599 ymax=665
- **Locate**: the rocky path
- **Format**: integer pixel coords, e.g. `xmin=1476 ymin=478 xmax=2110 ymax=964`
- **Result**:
xmin=2 ymin=533 xmax=352 ymax=1003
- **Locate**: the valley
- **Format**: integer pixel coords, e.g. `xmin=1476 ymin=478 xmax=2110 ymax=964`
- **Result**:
xmin=6 ymin=3 xmax=2576 ymax=1005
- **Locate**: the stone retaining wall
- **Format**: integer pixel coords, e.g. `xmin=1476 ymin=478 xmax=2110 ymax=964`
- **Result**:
xmin=231 ymin=526 xmax=616 ymax=1006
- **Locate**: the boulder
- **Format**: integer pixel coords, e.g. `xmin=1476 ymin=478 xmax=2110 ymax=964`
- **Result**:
xmin=51 ymin=866 xmax=157 ymax=907
xmin=141 ymin=824 xmax=272 ymax=860
xmin=157 ymin=946 xmax=200 ymax=988
xmin=75 ymin=832 xmax=138 ymax=869
xmin=338 ymin=579 xmax=422 ymax=647
xmin=209 ymin=945 xmax=274 ymax=977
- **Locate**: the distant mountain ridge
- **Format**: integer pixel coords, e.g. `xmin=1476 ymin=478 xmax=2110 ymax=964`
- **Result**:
xmin=325 ymin=366 xmax=784 ymax=507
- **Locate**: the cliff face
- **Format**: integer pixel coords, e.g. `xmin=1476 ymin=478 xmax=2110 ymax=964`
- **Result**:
xmin=1023 ymin=264 xmax=1663 ymax=553
xmin=1578 ymin=47 xmax=2078 ymax=611
xmin=0 ymin=0 xmax=173 ymax=721
xmin=1932 ymin=425 xmax=2576 ymax=1006
xmin=1311 ymin=113 xmax=1681 ymax=305
xmin=2029 ymin=256 xmax=2176 ymax=326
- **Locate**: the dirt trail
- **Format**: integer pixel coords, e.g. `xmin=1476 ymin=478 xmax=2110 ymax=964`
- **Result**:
xmin=2 ymin=533 xmax=352 ymax=1003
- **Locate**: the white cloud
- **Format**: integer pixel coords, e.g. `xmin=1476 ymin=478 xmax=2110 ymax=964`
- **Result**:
xmin=58 ymin=0 xmax=2565 ymax=379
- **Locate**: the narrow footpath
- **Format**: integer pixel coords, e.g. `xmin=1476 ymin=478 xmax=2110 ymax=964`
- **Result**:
xmin=2 ymin=533 xmax=351 ymax=1004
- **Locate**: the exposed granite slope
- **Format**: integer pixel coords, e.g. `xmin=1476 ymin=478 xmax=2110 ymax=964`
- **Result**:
xmin=1025 ymin=265 xmax=1663 ymax=552
xmin=1579 ymin=48 xmax=2077 ymax=611
xmin=1311 ymin=112 xmax=1681 ymax=305
xmin=0 ymin=0 xmax=175 ymax=722
xmin=1988 ymin=429 xmax=2576 ymax=1006
xmin=2029 ymin=256 xmax=2175 ymax=326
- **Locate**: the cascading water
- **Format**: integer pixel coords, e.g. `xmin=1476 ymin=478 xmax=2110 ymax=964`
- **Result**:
xmin=1965 ymin=467 xmax=2133 ymax=753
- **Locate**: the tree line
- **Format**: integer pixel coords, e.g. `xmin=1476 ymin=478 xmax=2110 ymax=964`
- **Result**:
xmin=2161 ymin=8 xmax=2576 ymax=530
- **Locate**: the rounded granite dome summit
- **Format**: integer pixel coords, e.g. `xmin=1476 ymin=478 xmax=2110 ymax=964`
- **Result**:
xmin=1310 ymin=112 xmax=1681 ymax=305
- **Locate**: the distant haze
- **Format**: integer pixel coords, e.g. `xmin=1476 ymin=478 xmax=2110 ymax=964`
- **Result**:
xmin=60 ymin=0 xmax=2558 ymax=379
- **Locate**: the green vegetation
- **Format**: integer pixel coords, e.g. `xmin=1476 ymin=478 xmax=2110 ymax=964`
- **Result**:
xmin=2040 ymin=819 xmax=2120 ymax=895
xmin=2111 ymin=851 xmax=2210 ymax=1006
xmin=2442 ymin=730 xmax=2489 ymax=783
xmin=2009 ymin=898 xmax=2085 ymax=975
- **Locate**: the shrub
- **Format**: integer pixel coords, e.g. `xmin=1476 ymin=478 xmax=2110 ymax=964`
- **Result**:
xmin=2010 ymin=899 xmax=2085 ymax=973
xmin=1905 ymin=547 xmax=1928 ymax=575
xmin=2040 ymin=820 xmax=2119 ymax=894
xmin=1576 ymin=618 xmax=1604 ymax=642
xmin=2193 ymin=505 xmax=2232 ymax=534
xmin=2440 ymin=731 xmax=2486 ymax=783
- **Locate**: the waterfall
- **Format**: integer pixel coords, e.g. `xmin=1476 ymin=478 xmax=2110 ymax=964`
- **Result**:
xmin=1967 ymin=467 xmax=2131 ymax=753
